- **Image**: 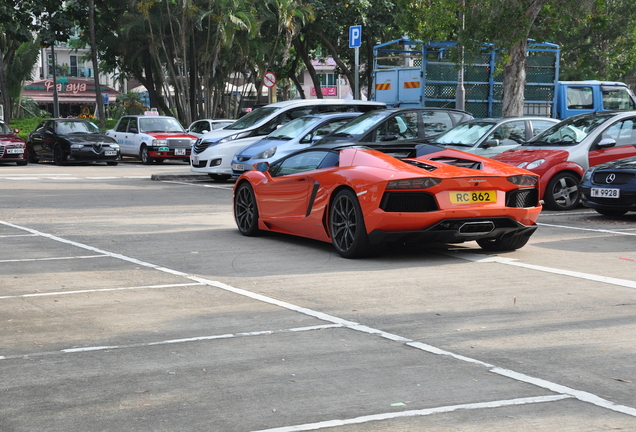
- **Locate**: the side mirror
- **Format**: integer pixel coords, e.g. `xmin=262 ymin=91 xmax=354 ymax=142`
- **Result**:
xmin=597 ymin=138 xmax=616 ymax=148
xmin=311 ymin=135 xmax=323 ymax=143
xmin=13 ymin=128 xmax=20 ymax=133
xmin=255 ymin=162 xmax=270 ymax=172
xmin=483 ymin=139 xmax=499 ymax=148
xmin=129 ymin=127 xmax=138 ymax=134
xmin=382 ymin=134 xmax=398 ymax=141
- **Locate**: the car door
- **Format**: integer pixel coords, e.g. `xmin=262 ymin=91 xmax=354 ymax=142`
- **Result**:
xmin=257 ymin=150 xmax=331 ymax=223
xmin=30 ymin=120 xmax=56 ymax=157
xmin=589 ymin=116 xmax=636 ymax=167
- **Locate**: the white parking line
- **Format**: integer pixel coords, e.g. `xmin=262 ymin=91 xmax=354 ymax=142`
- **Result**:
xmin=0 ymin=254 xmax=108 ymax=263
xmin=2 ymin=219 xmax=636 ymax=420
xmin=538 ymin=222 xmax=636 ymax=235
xmin=0 ymin=282 xmax=204 ymax=300
xmin=250 ymin=395 xmax=572 ymax=432
xmin=0 ymin=234 xmax=38 ymax=238
xmin=443 ymin=251 xmax=636 ymax=289
xmin=162 ymin=180 xmax=234 ymax=189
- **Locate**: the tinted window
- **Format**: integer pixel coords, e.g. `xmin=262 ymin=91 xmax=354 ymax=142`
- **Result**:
xmin=486 ymin=121 xmax=526 ymax=146
xmin=270 ymin=150 xmax=331 ymax=177
xmin=531 ymin=120 xmax=557 ymax=136
xmin=374 ymin=112 xmax=419 ymax=142
xmin=422 ymin=111 xmax=453 ymax=136
xmin=115 ymin=118 xmax=130 ymax=132
xmin=566 ymin=87 xmax=594 ymax=110
xmin=602 ymin=88 xmax=635 ymax=110
xmin=601 ymin=118 xmax=636 ymax=147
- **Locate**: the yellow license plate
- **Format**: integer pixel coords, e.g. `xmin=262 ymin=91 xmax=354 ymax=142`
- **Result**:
xmin=449 ymin=190 xmax=497 ymax=204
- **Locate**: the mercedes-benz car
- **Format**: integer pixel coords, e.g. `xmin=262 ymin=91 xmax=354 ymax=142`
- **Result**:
xmin=580 ymin=156 xmax=636 ymax=216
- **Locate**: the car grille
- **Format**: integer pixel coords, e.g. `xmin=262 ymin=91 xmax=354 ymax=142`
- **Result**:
xmin=193 ymin=139 xmax=211 ymax=154
xmin=592 ymin=171 xmax=634 ymax=185
xmin=380 ymin=192 xmax=439 ymax=212
xmin=168 ymin=138 xmax=191 ymax=149
xmin=506 ymin=188 xmax=539 ymax=208
xmin=0 ymin=144 xmax=4 ymax=156
xmin=236 ymin=155 xmax=251 ymax=162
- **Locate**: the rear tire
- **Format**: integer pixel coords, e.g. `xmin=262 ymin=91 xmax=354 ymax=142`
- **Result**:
xmin=477 ymin=234 xmax=531 ymax=251
xmin=234 ymin=182 xmax=260 ymax=236
xmin=329 ymin=189 xmax=369 ymax=258
xmin=16 ymin=160 xmax=28 ymax=166
xmin=543 ymin=172 xmax=580 ymax=210
xmin=106 ymin=162 xmax=119 ymax=166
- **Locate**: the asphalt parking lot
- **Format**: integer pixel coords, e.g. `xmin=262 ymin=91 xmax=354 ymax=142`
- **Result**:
xmin=1 ymin=160 xmax=635 ymax=431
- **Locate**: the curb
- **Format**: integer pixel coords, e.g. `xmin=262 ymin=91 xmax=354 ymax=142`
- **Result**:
xmin=150 ymin=173 xmax=211 ymax=181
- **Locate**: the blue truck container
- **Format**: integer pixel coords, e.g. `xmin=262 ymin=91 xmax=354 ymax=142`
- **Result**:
xmin=371 ymin=39 xmax=636 ymax=119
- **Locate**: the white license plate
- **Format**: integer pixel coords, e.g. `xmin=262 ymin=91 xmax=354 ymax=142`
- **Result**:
xmin=7 ymin=148 xmax=24 ymax=154
xmin=232 ymin=163 xmax=245 ymax=172
xmin=175 ymin=148 xmax=186 ymax=156
xmin=104 ymin=150 xmax=117 ymax=156
xmin=591 ymin=187 xmax=620 ymax=198
xmin=192 ymin=154 xmax=199 ymax=165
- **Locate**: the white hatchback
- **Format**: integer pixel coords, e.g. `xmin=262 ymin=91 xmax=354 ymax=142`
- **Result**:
xmin=190 ymin=99 xmax=385 ymax=181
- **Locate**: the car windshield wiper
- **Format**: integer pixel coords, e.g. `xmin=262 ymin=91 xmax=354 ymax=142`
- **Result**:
xmin=441 ymin=142 xmax=473 ymax=147
xmin=269 ymin=136 xmax=293 ymax=140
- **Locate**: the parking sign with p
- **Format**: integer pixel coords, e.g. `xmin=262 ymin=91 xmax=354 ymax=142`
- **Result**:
xmin=349 ymin=25 xmax=362 ymax=48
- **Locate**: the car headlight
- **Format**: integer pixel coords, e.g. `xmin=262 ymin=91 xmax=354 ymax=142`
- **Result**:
xmin=190 ymin=139 xmax=197 ymax=145
xmin=523 ymin=159 xmax=545 ymax=170
xmin=255 ymin=146 xmax=277 ymax=159
xmin=218 ymin=132 xmax=250 ymax=144
xmin=71 ymin=144 xmax=83 ymax=149
xmin=153 ymin=139 xmax=168 ymax=146
xmin=582 ymin=167 xmax=594 ymax=182
xmin=9 ymin=143 xmax=25 ymax=149
xmin=110 ymin=144 xmax=120 ymax=149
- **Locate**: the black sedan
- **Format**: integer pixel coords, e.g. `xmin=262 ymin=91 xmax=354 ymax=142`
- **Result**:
xmin=580 ymin=156 xmax=636 ymax=216
xmin=317 ymin=107 xmax=473 ymax=145
xmin=28 ymin=119 xmax=121 ymax=165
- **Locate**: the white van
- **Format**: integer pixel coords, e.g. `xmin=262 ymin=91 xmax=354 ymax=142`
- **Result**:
xmin=190 ymin=99 xmax=385 ymax=181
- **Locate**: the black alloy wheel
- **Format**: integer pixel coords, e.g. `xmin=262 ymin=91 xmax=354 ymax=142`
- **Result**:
xmin=140 ymin=145 xmax=153 ymax=164
xmin=543 ymin=172 xmax=581 ymax=210
xmin=53 ymin=145 xmax=66 ymax=166
xmin=234 ymin=182 xmax=260 ymax=236
xmin=329 ymin=189 xmax=369 ymax=258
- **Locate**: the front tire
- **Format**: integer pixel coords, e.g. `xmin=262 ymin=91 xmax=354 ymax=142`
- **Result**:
xmin=53 ymin=145 xmax=66 ymax=166
xmin=543 ymin=172 xmax=580 ymax=211
xmin=234 ymin=182 xmax=260 ymax=236
xmin=595 ymin=209 xmax=627 ymax=217
xmin=16 ymin=160 xmax=28 ymax=166
xmin=106 ymin=161 xmax=119 ymax=166
xmin=329 ymin=189 xmax=369 ymax=258
xmin=477 ymin=234 xmax=531 ymax=251
xmin=208 ymin=174 xmax=231 ymax=182
xmin=140 ymin=145 xmax=153 ymax=165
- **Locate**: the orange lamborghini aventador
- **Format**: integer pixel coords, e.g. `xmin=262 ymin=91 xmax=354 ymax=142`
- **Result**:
xmin=233 ymin=143 xmax=542 ymax=258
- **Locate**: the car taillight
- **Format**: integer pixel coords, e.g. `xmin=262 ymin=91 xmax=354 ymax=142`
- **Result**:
xmin=386 ymin=178 xmax=442 ymax=190
xmin=507 ymin=174 xmax=539 ymax=186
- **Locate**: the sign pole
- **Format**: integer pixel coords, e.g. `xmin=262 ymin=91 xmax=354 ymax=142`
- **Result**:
xmin=354 ymin=47 xmax=359 ymax=100
xmin=349 ymin=25 xmax=362 ymax=100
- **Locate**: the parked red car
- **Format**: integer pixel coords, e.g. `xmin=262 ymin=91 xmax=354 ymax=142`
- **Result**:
xmin=0 ymin=120 xmax=28 ymax=165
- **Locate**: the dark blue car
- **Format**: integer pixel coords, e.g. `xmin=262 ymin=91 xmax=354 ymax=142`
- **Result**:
xmin=580 ymin=156 xmax=636 ymax=216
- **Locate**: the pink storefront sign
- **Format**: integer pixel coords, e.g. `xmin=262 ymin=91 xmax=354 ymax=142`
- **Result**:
xmin=311 ymin=87 xmax=337 ymax=96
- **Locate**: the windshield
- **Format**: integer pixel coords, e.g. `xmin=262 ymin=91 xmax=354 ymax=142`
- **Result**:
xmin=0 ymin=121 xmax=10 ymax=134
xmin=268 ymin=116 xmax=320 ymax=139
xmin=328 ymin=111 xmax=388 ymax=136
xmin=523 ymin=115 xmax=612 ymax=146
xmin=55 ymin=120 xmax=101 ymax=134
xmin=432 ymin=121 xmax=495 ymax=146
xmin=226 ymin=107 xmax=280 ymax=130
xmin=139 ymin=117 xmax=185 ymax=133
